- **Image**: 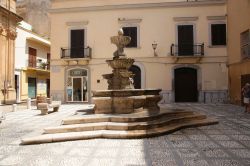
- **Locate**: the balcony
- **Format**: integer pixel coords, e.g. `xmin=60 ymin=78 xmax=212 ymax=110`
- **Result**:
xmin=61 ymin=47 xmax=92 ymax=59
xmin=170 ymin=43 xmax=204 ymax=63
xmin=28 ymin=60 xmax=50 ymax=71
xmin=171 ymin=43 xmax=204 ymax=57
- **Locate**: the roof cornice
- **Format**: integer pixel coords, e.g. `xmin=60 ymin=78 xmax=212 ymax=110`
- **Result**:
xmin=0 ymin=6 xmax=23 ymax=21
xmin=50 ymin=0 xmax=226 ymax=14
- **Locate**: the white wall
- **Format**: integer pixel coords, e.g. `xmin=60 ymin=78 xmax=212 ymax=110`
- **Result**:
xmin=15 ymin=24 xmax=50 ymax=69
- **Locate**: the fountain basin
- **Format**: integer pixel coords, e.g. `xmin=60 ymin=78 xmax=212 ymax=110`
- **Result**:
xmin=106 ymin=58 xmax=134 ymax=69
xmin=92 ymin=89 xmax=162 ymax=114
xmin=92 ymin=89 xmax=161 ymax=97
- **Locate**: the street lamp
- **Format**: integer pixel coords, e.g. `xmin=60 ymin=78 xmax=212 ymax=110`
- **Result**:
xmin=152 ymin=41 xmax=158 ymax=57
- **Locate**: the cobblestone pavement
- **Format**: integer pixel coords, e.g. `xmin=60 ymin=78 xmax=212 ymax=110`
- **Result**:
xmin=0 ymin=103 xmax=250 ymax=166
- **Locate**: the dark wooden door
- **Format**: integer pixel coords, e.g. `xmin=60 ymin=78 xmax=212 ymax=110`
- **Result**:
xmin=47 ymin=53 xmax=50 ymax=70
xmin=175 ymin=68 xmax=198 ymax=102
xmin=129 ymin=65 xmax=141 ymax=89
xmin=28 ymin=47 xmax=37 ymax=67
xmin=178 ymin=25 xmax=194 ymax=56
xmin=46 ymin=79 xmax=50 ymax=98
xmin=70 ymin=29 xmax=85 ymax=58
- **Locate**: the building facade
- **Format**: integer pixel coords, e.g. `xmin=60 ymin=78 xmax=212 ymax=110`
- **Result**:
xmin=15 ymin=21 xmax=50 ymax=102
xmin=0 ymin=0 xmax=22 ymax=104
xmin=227 ymin=0 xmax=250 ymax=105
xmin=50 ymin=0 xmax=228 ymax=104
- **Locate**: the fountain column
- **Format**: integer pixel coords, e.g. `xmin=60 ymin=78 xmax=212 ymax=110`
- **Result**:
xmin=92 ymin=29 xmax=162 ymax=114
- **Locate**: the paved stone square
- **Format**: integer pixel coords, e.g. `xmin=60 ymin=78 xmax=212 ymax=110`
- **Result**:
xmin=0 ymin=103 xmax=250 ymax=166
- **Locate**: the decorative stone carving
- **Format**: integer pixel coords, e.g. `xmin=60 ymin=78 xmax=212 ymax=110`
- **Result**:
xmin=6 ymin=29 xmax=17 ymax=40
xmin=103 ymin=30 xmax=136 ymax=90
xmin=111 ymin=29 xmax=131 ymax=58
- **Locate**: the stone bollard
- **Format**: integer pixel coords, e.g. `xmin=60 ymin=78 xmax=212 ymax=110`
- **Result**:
xmin=27 ymin=98 xmax=31 ymax=110
xmin=12 ymin=104 xmax=17 ymax=112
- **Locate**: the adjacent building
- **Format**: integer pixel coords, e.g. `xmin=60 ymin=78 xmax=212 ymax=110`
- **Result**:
xmin=227 ymin=0 xmax=250 ymax=105
xmin=50 ymin=0 xmax=228 ymax=104
xmin=16 ymin=0 xmax=51 ymax=38
xmin=15 ymin=21 xmax=50 ymax=102
xmin=0 ymin=0 xmax=22 ymax=104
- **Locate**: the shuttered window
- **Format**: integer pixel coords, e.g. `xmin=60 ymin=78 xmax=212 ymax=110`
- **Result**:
xmin=211 ymin=24 xmax=226 ymax=46
xmin=122 ymin=27 xmax=138 ymax=48
xmin=241 ymin=29 xmax=250 ymax=59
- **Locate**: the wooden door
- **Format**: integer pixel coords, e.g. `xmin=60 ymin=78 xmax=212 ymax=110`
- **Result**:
xmin=175 ymin=68 xmax=198 ymax=102
xmin=46 ymin=79 xmax=50 ymax=98
xmin=73 ymin=78 xmax=82 ymax=102
xmin=178 ymin=25 xmax=194 ymax=56
xmin=47 ymin=53 xmax=50 ymax=70
xmin=70 ymin=29 xmax=85 ymax=58
xmin=28 ymin=47 xmax=37 ymax=68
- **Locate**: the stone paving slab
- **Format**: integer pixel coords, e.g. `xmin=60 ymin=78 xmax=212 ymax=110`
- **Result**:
xmin=0 ymin=103 xmax=250 ymax=165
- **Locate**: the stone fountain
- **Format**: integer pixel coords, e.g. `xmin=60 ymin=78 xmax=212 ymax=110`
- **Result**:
xmin=21 ymin=30 xmax=218 ymax=145
xmin=92 ymin=29 xmax=161 ymax=114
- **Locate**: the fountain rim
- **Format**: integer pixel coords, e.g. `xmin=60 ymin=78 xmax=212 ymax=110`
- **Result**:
xmin=92 ymin=89 xmax=162 ymax=97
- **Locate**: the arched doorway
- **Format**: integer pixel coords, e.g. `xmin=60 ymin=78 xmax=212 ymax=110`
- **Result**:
xmin=174 ymin=67 xmax=198 ymax=102
xmin=129 ymin=65 xmax=141 ymax=89
xmin=66 ymin=68 xmax=88 ymax=102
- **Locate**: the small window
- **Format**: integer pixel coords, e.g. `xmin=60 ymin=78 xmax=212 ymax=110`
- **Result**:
xmin=122 ymin=27 xmax=138 ymax=48
xmin=211 ymin=23 xmax=226 ymax=46
xmin=241 ymin=29 xmax=250 ymax=59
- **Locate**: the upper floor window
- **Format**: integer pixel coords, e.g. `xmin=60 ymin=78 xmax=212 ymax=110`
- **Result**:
xmin=28 ymin=47 xmax=37 ymax=68
xmin=122 ymin=26 xmax=138 ymax=48
xmin=241 ymin=29 xmax=250 ymax=59
xmin=210 ymin=23 xmax=226 ymax=46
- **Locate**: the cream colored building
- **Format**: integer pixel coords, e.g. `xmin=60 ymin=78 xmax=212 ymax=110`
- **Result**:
xmin=227 ymin=0 xmax=250 ymax=105
xmin=15 ymin=21 xmax=50 ymax=102
xmin=0 ymin=0 xmax=22 ymax=104
xmin=50 ymin=0 xmax=228 ymax=104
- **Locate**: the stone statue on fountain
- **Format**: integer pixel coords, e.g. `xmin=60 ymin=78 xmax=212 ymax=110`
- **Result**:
xmin=111 ymin=29 xmax=131 ymax=59
xmin=103 ymin=29 xmax=135 ymax=90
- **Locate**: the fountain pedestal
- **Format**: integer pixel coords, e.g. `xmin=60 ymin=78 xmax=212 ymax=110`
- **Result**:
xmin=93 ymin=29 xmax=162 ymax=114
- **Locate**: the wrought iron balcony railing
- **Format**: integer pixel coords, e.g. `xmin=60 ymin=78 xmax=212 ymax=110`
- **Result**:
xmin=61 ymin=47 xmax=92 ymax=59
xmin=170 ymin=43 xmax=204 ymax=56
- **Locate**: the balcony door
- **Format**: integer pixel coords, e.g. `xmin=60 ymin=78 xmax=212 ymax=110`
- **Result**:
xmin=28 ymin=47 xmax=37 ymax=67
xmin=178 ymin=25 xmax=194 ymax=56
xmin=70 ymin=29 xmax=85 ymax=58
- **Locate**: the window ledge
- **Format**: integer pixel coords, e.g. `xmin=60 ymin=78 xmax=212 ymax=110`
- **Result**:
xmin=208 ymin=45 xmax=226 ymax=48
xmin=125 ymin=46 xmax=141 ymax=49
xmin=241 ymin=57 xmax=250 ymax=61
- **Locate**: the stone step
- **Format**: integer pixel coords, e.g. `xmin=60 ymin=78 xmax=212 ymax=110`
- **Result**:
xmin=62 ymin=109 xmax=194 ymax=125
xmin=21 ymin=117 xmax=218 ymax=145
xmin=44 ymin=113 xmax=206 ymax=134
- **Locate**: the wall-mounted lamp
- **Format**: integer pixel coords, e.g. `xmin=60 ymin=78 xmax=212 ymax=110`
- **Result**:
xmin=152 ymin=41 xmax=158 ymax=57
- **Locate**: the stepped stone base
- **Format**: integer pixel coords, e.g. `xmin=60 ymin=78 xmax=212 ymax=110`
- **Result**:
xmin=21 ymin=108 xmax=218 ymax=145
